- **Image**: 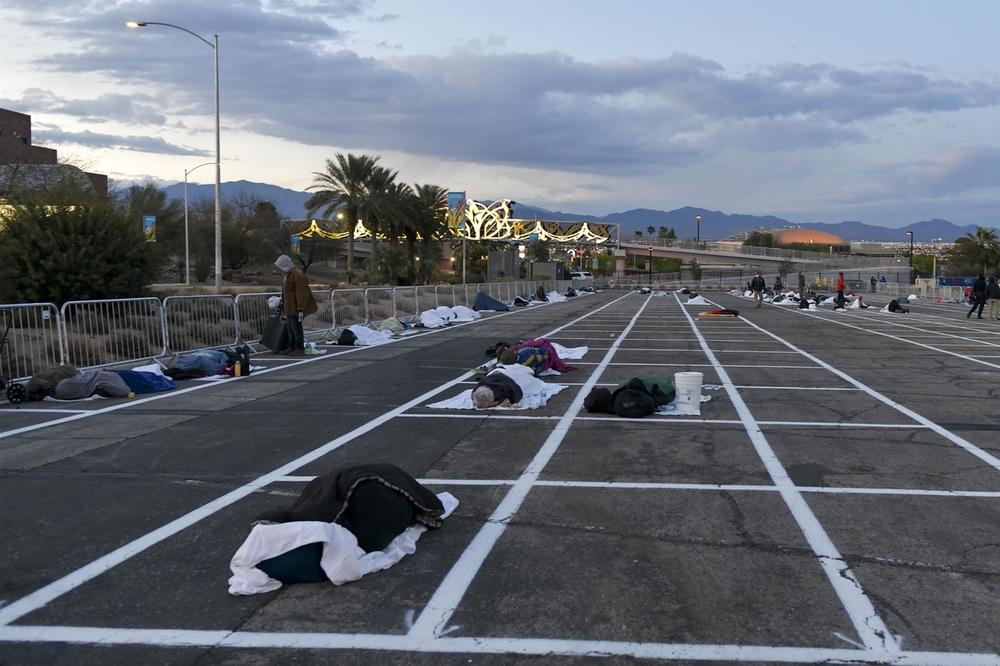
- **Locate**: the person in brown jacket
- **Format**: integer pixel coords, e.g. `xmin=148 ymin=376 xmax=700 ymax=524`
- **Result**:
xmin=274 ymin=254 xmax=318 ymax=355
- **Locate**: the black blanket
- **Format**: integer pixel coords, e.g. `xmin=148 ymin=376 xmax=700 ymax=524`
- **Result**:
xmin=254 ymin=463 xmax=445 ymax=552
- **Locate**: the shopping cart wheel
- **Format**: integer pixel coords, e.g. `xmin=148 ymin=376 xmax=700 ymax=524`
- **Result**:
xmin=6 ymin=382 xmax=27 ymax=404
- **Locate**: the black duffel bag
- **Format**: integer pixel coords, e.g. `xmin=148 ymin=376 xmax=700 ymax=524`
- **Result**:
xmin=260 ymin=315 xmax=289 ymax=352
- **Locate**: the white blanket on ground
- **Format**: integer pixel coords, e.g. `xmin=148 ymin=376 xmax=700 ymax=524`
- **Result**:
xmin=686 ymin=295 xmax=708 ymax=305
xmin=419 ymin=310 xmax=449 ymax=328
xmin=550 ymin=343 xmax=588 ymax=360
xmin=546 ymin=291 xmax=568 ymax=302
xmin=428 ymin=364 xmax=567 ymax=410
xmin=228 ymin=492 xmax=459 ymax=595
xmin=449 ymin=305 xmax=479 ymax=321
xmin=348 ymin=325 xmax=393 ymax=346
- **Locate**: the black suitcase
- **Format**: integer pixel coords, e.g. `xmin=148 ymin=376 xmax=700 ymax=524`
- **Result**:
xmin=260 ymin=316 xmax=289 ymax=352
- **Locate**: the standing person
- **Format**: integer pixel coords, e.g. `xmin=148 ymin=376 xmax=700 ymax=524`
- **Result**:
xmin=274 ymin=254 xmax=318 ymax=355
xmin=968 ymin=273 xmax=987 ymax=319
xmin=798 ymin=272 xmax=808 ymax=309
xmin=985 ymin=276 xmax=1000 ymax=320
xmin=750 ymin=272 xmax=766 ymax=308
xmin=835 ymin=272 xmax=846 ymax=309
xmin=773 ymin=275 xmax=783 ymax=292
xmin=870 ymin=275 xmax=877 ymax=293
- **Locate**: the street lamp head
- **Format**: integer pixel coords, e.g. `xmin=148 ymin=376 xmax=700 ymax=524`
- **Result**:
xmin=125 ymin=20 xmax=147 ymax=28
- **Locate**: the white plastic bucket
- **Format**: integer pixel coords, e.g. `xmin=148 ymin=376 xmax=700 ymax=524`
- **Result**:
xmin=673 ymin=372 xmax=703 ymax=409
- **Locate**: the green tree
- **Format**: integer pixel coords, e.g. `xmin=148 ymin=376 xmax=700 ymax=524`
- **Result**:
xmin=305 ymin=153 xmax=381 ymax=284
xmin=646 ymin=225 xmax=655 ymax=237
xmin=294 ymin=233 xmax=341 ymax=274
xmin=688 ymin=258 xmax=703 ymax=281
xmin=948 ymin=226 xmax=1000 ymax=274
xmin=666 ymin=227 xmax=677 ymax=239
xmin=409 ymin=184 xmax=448 ymax=285
xmin=0 ymin=204 xmax=159 ymax=303
xmin=744 ymin=231 xmax=776 ymax=247
xmin=778 ymin=258 xmax=794 ymax=281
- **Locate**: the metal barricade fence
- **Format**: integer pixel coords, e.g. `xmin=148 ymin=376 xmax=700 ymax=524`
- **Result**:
xmin=0 ymin=303 xmax=63 ymax=382
xmin=365 ymin=288 xmax=395 ymax=325
xmin=452 ymin=285 xmax=468 ymax=307
xmin=436 ymin=285 xmax=456 ymax=308
xmin=416 ymin=285 xmax=438 ymax=313
xmin=393 ymin=286 xmax=419 ymax=321
xmin=234 ymin=292 xmax=279 ymax=345
xmin=331 ymin=289 xmax=367 ymax=329
xmin=61 ymin=298 xmax=166 ymax=370
xmin=163 ymin=295 xmax=237 ymax=354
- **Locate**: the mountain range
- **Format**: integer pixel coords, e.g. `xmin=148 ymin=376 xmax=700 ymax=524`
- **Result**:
xmin=163 ymin=180 xmax=984 ymax=243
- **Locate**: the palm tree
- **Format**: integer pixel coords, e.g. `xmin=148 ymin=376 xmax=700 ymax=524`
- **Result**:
xmin=360 ymin=165 xmax=399 ymax=282
xmin=409 ymin=184 xmax=448 ymax=284
xmin=952 ymin=226 xmax=1000 ymax=274
xmin=647 ymin=225 xmax=655 ymax=237
xmin=305 ymin=153 xmax=380 ymax=284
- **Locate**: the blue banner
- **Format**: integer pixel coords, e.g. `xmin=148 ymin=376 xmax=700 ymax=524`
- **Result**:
xmin=290 ymin=235 xmax=301 ymax=254
xmin=142 ymin=215 xmax=156 ymax=243
xmin=447 ymin=191 xmax=466 ymax=211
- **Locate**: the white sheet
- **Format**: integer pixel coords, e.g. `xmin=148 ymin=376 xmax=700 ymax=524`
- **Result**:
xmin=348 ymin=325 xmax=393 ymax=346
xmin=419 ymin=310 xmax=449 ymax=328
xmin=686 ymin=295 xmax=708 ymax=305
xmin=228 ymin=492 xmax=459 ymax=595
xmin=550 ymin=343 xmax=588 ymax=360
xmin=546 ymin=291 xmax=568 ymax=302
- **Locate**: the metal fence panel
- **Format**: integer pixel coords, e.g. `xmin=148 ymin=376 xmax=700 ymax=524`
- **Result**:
xmin=234 ymin=292 xmax=278 ymax=345
xmin=416 ymin=285 xmax=438 ymax=313
xmin=436 ymin=285 xmax=456 ymax=308
xmin=365 ymin=288 xmax=394 ymax=325
xmin=163 ymin=295 xmax=237 ymax=353
xmin=61 ymin=298 xmax=166 ymax=369
xmin=332 ymin=289 xmax=367 ymax=329
xmin=0 ymin=303 xmax=63 ymax=381
xmin=393 ymin=286 xmax=419 ymax=321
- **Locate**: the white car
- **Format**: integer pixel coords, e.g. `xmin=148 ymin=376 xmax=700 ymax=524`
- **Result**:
xmin=569 ymin=271 xmax=594 ymax=280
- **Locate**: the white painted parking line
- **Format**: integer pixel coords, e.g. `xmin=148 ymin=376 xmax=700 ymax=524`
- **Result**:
xmin=3 ymin=625 xmax=1000 ymax=665
xmin=407 ymin=295 xmax=654 ymax=639
xmin=0 ymin=293 xmax=638 ymax=628
xmin=676 ymin=293 xmax=899 ymax=655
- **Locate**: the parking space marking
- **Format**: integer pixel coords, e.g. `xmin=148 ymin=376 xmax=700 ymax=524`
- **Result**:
xmin=676 ymin=293 xmax=899 ymax=655
xmin=0 ymin=293 xmax=638 ymax=628
xmin=407 ymin=295 xmax=654 ymax=639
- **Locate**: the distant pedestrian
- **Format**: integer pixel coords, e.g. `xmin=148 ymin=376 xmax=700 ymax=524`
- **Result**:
xmin=968 ymin=273 xmax=987 ymax=320
xmin=870 ymin=275 xmax=877 ymax=293
xmin=274 ymin=254 xmax=319 ymax=355
xmin=750 ymin=272 xmax=766 ymax=308
xmin=798 ymin=273 xmax=808 ymax=309
xmin=986 ymin=276 xmax=1000 ymax=321
xmin=835 ymin=272 xmax=846 ymax=309
xmin=879 ymin=275 xmax=886 ymax=283
xmin=773 ymin=275 xmax=783 ymax=291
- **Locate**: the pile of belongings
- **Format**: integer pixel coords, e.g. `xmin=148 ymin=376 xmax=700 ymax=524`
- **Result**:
xmin=473 ymin=291 xmax=509 ymax=312
xmin=417 ymin=305 xmax=481 ymax=329
xmin=848 ymin=296 xmax=870 ymax=309
xmin=882 ymin=299 xmax=910 ymax=314
xmin=546 ymin=291 xmax=568 ymax=302
xmin=698 ymin=308 xmax=740 ymax=317
xmin=428 ymin=363 xmax=566 ymax=410
xmin=228 ymin=463 xmax=457 ymax=594
xmin=163 ymin=347 xmax=252 ymax=380
xmin=584 ymin=376 xmax=676 ymax=418
xmin=564 ymin=287 xmax=578 ymax=297
xmin=25 ymin=364 xmax=177 ymax=402
xmin=336 ymin=325 xmax=393 ymax=346
xmin=638 ymin=287 xmax=652 ymax=294
xmin=377 ymin=317 xmax=411 ymax=334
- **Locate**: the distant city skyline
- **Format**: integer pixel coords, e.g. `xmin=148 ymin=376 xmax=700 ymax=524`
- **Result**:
xmin=2 ymin=0 xmax=998 ymax=227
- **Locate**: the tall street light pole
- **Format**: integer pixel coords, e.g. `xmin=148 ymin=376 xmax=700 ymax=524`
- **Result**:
xmin=183 ymin=161 xmax=216 ymax=285
xmin=648 ymin=247 xmax=653 ymax=286
xmin=696 ymin=214 xmax=702 ymax=243
xmin=127 ymin=20 xmax=222 ymax=292
xmin=906 ymin=230 xmax=914 ymax=284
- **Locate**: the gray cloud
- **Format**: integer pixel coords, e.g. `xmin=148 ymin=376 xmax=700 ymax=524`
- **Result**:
xmin=33 ymin=126 xmax=213 ymax=156
xmin=11 ymin=0 xmax=1000 ymax=178
xmin=0 ymin=88 xmax=169 ymax=125
xmin=368 ymin=13 xmax=399 ymax=23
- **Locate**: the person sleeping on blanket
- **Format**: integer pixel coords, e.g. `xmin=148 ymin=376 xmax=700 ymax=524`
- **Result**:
xmin=492 ymin=338 xmax=576 ymax=373
xmin=498 ymin=346 xmax=549 ymax=375
xmin=472 ymin=371 xmax=523 ymax=409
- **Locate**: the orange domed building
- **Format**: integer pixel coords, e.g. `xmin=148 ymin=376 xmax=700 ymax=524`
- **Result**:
xmin=772 ymin=228 xmax=847 ymax=246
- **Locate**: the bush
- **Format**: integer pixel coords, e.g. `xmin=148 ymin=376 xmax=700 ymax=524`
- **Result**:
xmin=0 ymin=204 xmax=161 ymax=304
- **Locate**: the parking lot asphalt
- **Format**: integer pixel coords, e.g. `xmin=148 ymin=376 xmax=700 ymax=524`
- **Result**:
xmin=0 ymin=289 xmax=997 ymax=665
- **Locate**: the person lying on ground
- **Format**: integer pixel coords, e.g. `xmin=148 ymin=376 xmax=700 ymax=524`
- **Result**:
xmin=498 ymin=346 xmax=549 ymax=375
xmin=472 ymin=371 xmax=524 ymax=409
xmin=887 ymin=299 xmax=910 ymax=313
xmin=584 ymin=376 xmax=676 ymax=418
xmin=166 ymin=347 xmax=251 ymax=379
xmin=494 ymin=338 xmax=577 ymax=373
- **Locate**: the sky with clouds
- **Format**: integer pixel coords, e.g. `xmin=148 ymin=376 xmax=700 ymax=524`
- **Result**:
xmin=1 ymin=0 xmax=998 ymax=227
